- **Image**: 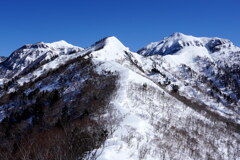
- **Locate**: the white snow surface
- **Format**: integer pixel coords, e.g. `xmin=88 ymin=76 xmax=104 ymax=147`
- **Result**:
xmin=47 ymin=40 xmax=78 ymax=49
xmin=163 ymin=46 xmax=212 ymax=68
xmin=90 ymin=36 xmax=130 ymax=61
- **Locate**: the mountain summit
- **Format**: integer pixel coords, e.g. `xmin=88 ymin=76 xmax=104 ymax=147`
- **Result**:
xmin=0 ymin=40 xmax=82 ymax=80
xmin=138 ymin=32 xmax=238 ymax=56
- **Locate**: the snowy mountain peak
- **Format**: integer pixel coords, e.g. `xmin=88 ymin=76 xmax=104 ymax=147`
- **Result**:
xmin=21 ymin=42 xmax=49 ymax=50
xmin=104 ymin=36 xmax=122 ymax=44
xmin=138 ymin=33 xmax=239 ymax=56
xmin=169 ymin=32 xmax=188 ymax=38
xmin=20 ymin=40 xmax=79 ymax=51
xmin=138 ymin=33 xmax=203 ymax=56
xmin=47 ymin=40 xmax=77 ymax=49
xmin=166 ymin=32 xmax=202 ymax=43
xmin=88 ymin=36 xmax=130 ymax=62
xmin=0 ymin=40 xmax=83 ymax=78
xmin=104 ymin=36 xmax=128 ymax=51
xmin=93 ymin=36 xmax=127 ymax=51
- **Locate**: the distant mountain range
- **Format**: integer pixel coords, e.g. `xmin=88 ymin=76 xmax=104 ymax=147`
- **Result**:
xmin=0 ymin=33 xmax=239 ymax=160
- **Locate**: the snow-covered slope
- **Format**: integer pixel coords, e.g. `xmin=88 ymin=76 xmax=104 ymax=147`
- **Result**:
xmin=137 ymin=33 xmax=240 ymax=124
xmin=86 ymin=35 xmax=240 ymax=160
xmin=94 ymin=61 xmax=240 ymax=160
xmin=0 ymin=35 xmax=240 ymax=160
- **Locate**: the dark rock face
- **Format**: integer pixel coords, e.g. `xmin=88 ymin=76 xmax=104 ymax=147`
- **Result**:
xmin=206 ymin=39 xmax=225 ymax=52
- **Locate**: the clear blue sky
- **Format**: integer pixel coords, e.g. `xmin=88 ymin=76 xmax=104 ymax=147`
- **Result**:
xmin=0 ymin=0 xmax=240 ymax=56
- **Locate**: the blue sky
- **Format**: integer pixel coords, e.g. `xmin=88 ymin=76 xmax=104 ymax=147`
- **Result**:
xmin=0 ymin=0 xmax=240 ymax=56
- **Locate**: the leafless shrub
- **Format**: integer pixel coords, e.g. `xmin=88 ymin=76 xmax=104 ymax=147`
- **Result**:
xmin=138 ymin=145 xmax=150 ymax=160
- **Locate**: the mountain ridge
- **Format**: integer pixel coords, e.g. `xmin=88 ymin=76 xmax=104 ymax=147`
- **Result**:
xmin=138 ymin=32 xmax=239 ymax=56
xmin=0 ymin=33 xmax=240 ymax=160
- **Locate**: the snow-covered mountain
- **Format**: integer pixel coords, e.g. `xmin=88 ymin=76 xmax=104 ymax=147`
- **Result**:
xmin=138 ymin=32 xmax=238 ymax=56
xmin=0 ymin=34 xmax=239 ymax=160
xmin=137 ymin=33 xmax=240 ymax=122
xmin=0 ymin=40 xmax=82 ymax=84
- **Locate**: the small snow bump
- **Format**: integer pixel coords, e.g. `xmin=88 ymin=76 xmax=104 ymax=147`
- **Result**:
xmin=170 ymin=32 xmax=186 ymax=37
xmin=48 ymin=40 xmax=75 ymax=49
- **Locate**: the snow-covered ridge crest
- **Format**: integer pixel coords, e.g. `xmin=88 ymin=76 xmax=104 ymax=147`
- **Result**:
xmin=4 ymin=40 xmax=81 ymax=64
xmin=104 ymin=36 xmax=128 ymax=50
xmin=89 ymin=36 xmax=130 ymax=61
xmin=9 ymin=36 xmax=129 ymax=86
xmin=92 ymin=36 xmax=128 ymax=50
xmin=47 ymin=40 xmax=79 ymax=49
xmin=138 ymin=32 xmax=238 ymax=56
xmin=0 ymin=40 xmax=82 ymax=81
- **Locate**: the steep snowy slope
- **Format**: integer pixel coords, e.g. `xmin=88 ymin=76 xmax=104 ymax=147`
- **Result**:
xmin=85 ymin=36 xmax=240 ymax=160
xmin=0 ymin=35 xmax=240 ymax=160
xmin=137 ymin=33 xmax=240 ymax=124
xmin=94 ymin=61 xmax=240 ymax=160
